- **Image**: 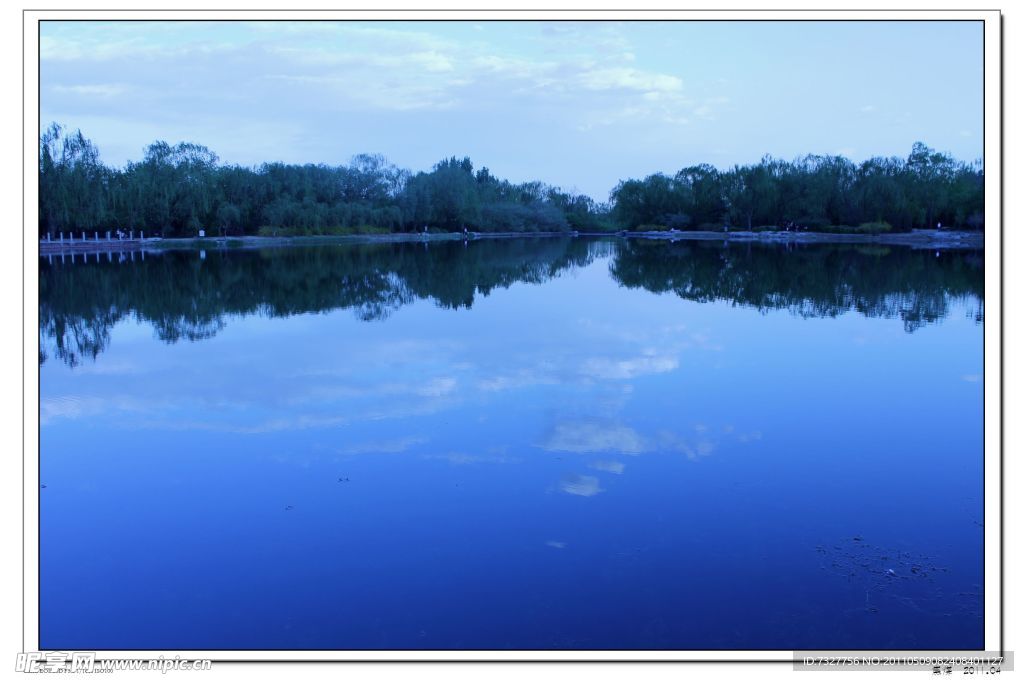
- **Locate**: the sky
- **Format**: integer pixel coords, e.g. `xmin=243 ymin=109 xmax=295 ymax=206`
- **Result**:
xmin=39 ymin=20 xmax=983 ymax=201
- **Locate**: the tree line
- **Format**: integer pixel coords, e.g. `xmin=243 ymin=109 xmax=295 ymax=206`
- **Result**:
xmin=610 ymin=146 xmax=983 ymax=233
xmin=39 ymin=122 xmax=983 ymax=238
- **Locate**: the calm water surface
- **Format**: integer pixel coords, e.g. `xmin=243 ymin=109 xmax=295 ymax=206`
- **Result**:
xmin=39 ymin=238 xmax=984 ymax=650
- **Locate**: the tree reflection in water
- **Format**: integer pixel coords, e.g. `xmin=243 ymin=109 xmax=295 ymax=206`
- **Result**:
xmin=39 ymin=238 xmax=983 ymax=368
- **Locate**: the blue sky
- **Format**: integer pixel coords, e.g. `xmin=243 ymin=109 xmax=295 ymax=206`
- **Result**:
xmin=40 ymin=20 xmax=983 ymax=201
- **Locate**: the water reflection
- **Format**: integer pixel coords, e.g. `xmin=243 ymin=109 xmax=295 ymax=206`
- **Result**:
xmin=543 ymin=420 xmax=648 ymax=455
xmin=39 ymin=236 xmax=984 ymax=650
xmin=40 ymin=238 xmax=982 ymax=367
xmin=589 ymin=460 xmax=625 ymax=475
xmin=612 ymin=241 xmax=984 ymax=332
xmin=559 ymin=473 xmax=603 ymax=497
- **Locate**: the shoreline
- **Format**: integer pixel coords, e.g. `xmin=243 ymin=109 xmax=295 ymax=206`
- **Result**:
xmin=624 ymin=228 xmax=983 ymax=249
xmin=37 ymin=228 xmax=983 ymax=255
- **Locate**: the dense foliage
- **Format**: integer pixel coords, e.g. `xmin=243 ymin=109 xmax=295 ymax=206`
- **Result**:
xmin=611 ymin=148 xmax=984 ymax=232
xmin=39 ymin=123 xmax=983 ymax=237
xmin=38 ymin=124 xmax=610 ymax=238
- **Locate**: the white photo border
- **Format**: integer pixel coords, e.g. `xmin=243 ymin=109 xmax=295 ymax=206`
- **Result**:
xmin=21 ymin=6 xmax=1003 ymax=663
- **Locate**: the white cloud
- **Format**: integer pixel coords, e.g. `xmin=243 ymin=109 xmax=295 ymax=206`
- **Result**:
xmin=477 ymin=369 xmax=556 ymax=392
xmin=560 ymin=474 xmax=603 ymax=497
xmin=340 ymin=435 xmax=428 ymax=455
xmin=590 ymin=460 xmax=625 ymax=474
xmin=737 ymin=430 xmax=763 ymax=443
xmin=578 ymin=67 xmax=683 ymax=94
xmin=52 ymin=83 xmax=127 ymax=97
xmin=264 ymin=73 xmax=460 ymax=112
xmin=417 ymin=377 xmax=458 ymax=397
xmin=543 ymin=421 xmax=648 ymax=454
xmin=580 ymin=352 xmax=679 ymax=380
xmin=422 ymin=451 xmax=520 ymax=465
xmin=40 ymin=393 xmax=167 ymax=425
xmin=40 ymin=25 xmax=237 ymax=61
xmin=44 ymin=22 xmax=704 ymax=126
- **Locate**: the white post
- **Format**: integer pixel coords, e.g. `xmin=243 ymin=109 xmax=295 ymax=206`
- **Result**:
xmin=69 ymin=232 xmax=74 ymax=243
xmin=129 ymin=230 xmax=133 ymax=240
xmin=82 ymin=232 xmax=86 ymax=241
xmin=46 ymin=234 xmax=50 ymax=242
xmin=141 ymin=231 xmax=144 ymax=240
xmin=94 ymin=232 xmax=98 ymax=241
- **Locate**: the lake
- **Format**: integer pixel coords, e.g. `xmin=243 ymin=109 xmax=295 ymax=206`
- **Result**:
xmin=39 ymin=237 xmax=985 ymax=651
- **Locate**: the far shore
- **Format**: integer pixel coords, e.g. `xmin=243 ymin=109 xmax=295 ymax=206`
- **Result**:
xmin=37 ymin=228 xmax=983 ymax=255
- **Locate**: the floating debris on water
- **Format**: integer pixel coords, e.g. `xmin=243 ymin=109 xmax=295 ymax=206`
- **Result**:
xmin=815 ymin=536 xmax=980 ymax=620
xmin=285 ymin=505 xmax=294 ymax=511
